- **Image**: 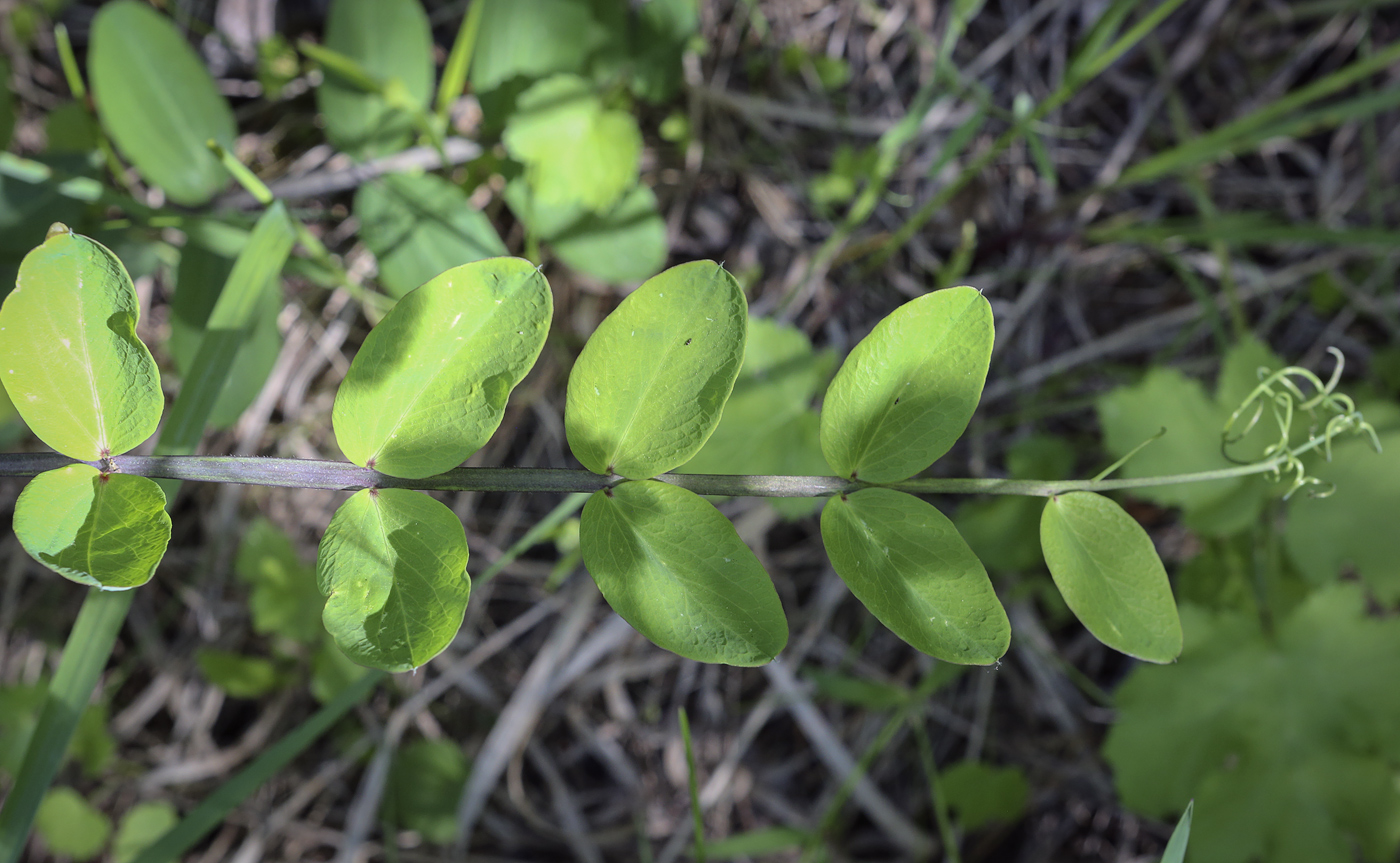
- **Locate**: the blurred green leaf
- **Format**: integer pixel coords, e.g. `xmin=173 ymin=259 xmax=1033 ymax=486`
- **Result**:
xmin=14 ymin=465 xmax=171 ymax=589
xmin=311 ymin=639 xmax=374 ymax=703
xmin=0 ymin=56 xmax=15 ymax=151
xmin=1285 ymin=429 xmax=1400 ymax=603
xmin=333 ymin=257 xmax=551 ymax=479
xmin=580 ymin=480 xmax=787 ymax=666
xmin=113 ymin=801 xmax=178 ymax=863
xmin=470 ymin=0 xmax=609 ymax=93
xmin=317 ymin=489 xmax=471 ymax=672
xmin=195 ymin=649 xmax=283 ymax=699
xmin=704 ymin=826 xmax=807 ymax=859
xmin=1104 ymin=585 xmax=1400 ymax=863
xmin=88 ymin=1 xmax=235 ymax=205
xmin=170 ymin=245 xmax=282 ymax=430
xmin=504 ymin=74 xmax=642 ymax=212
xmin=43 ymin=102 xmax=100 ymax=154
xmin=803 ymin=669 xmax=911 ymax=710
xmin=941 ymin=761 xmax=1030 ymax=830
xmin=566 ymin=261 xmax=746 ymax=478
xmin=315 ymin=0 xmax=433 ymax=157
xmin=821 ymin=287 xmax=993 ymax=483
xmin=0 ymin=683 xmax=113 ymax=780
xmin=387 ymin=739 xmax=470 ymax=844
xmin=822 ymin=488 xmax=1010 ymax=664
xmin=1040 ymin=491 xmax=1181 ymax=663
xmin=36 ymin=787 xmax=111 ymax=861
xmin=355 ymin=172 xmax=507 ymax=298
xmin=957 ymin=434 xmax=1076 ymax=572
xmin=0 ymin=226 xmax=163 ymax=460
xmin=235 ymin=518 xmax=324 ymax=645
xmin=588 ymin=0 xmax=697 ymax=102
xmin=505 ymin=179 xmax=667 ymax=284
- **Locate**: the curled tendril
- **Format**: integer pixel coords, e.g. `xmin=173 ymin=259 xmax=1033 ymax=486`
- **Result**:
xmin=1221 ymin=347 xmax=1382 ymax=499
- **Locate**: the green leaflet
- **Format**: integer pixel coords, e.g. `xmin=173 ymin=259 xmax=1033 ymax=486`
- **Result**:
xmin=112 ymin=802 xmax=177 ymax=863
xmin=580 ymin=480 xmax=787 ymax=666
xmin=13 ymin=465 xmax=171 ymax=590
xmin=820 ymin=286 xmax=993 ymax=482
xmin=316 ymin=0 xmax=433 ymax=157
xmin=470 ymin=0 xmax=609 ymax=93
xmin=35 ymin=787 xmax=110 ymax=862
xmin=316 ymin=488 xmax=470 ymax=672
xmin=566 ymin=261 xmax=746 ymax=479
xmin=820 ymin=488 xmax=1009 ymax=665
xmin=354 ymin=172 xmax=508 ymax=298
xmin=1104 ymin=586 xmax=1400 ymax=863
xmin=333 ymin=257 xmax=551 ymax=479
xmin=504 ymin=179 xmax=667 ymax=284
xmin=87 ymin=1 xmax=235 ymax=205
xmin=1040 ymin=492 xmax=1181 ymax=663
xmin=503 ymin=74 xmax=642 ymax=212
xmin=0 ymin=225 xmax=161 ymax=460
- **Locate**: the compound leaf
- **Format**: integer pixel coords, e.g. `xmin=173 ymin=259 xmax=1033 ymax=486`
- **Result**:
xmin=1104 ymin=586 xmax=1400 ymax=863
xmin=316 ymin=0 xmax=433 ymax=157
xmin=1040 ymin=491 xmax=1181 ymax=663
xmin=333 ymin=257 xmax=551 ymax=479
xmin=0 ymin=225 xmax=162 ymax=460
xmin=580 ymin=480 xmax=786 ymax=665
xmin=13 ymin=464 xmax=170 ymax=590
xmin=503 ymin=74 xmax=642 ymax=212
xmin=820 ymin=286 xmax=992 ymax=482
xmin=821 ymin=488 xmax=1009 ymax=665
xmin=88 ymin=0 xmax=235 ymax=205
xmin=317 ymin=488 xmax=470 ymax=672
xmin=566 ymin=261 xmax=745 ymax=478
xmin=355 ymin=172 xmax=507 ymax=299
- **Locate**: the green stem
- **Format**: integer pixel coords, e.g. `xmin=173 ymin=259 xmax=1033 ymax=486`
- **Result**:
xmin=0 ymin=433 xmax=1338 ymax=498
xmin=0 ymin=589 xmax=134 ymax=863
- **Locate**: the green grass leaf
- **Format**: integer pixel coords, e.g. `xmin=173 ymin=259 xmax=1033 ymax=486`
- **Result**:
xmin=333 ymin=257 xmax=551 ymax=479
xmin=0 ymin=225 xmax=162 ymax=460
xmin=580 ymin=480 xmax=787 ymax=666
xmin=566 ymin=261 xmax=746 ymax=478
xmin=316 ymin=489 xmax=470 ymax=672
xmin=14 ymin=465 xmax=171 ymax=589
xmin=820 ymin=286 xmax=993 ymax=482
xmin=504 ymin=74 xmax=642 ymax=212
xmin=1105 ymin=586 xmax=1400 ymax=863
xmin=35 ymin=787 xmax=110 ymax=861
xmin=355 ymin=172 xmax=508 ymax=299
xmin=1040 ymin=491 xmax=1181 ymax=663
xmin=315 ymin=0 xmax=433 ymax=157
xmin=169 ymin=245 xmax=282 ymax=430
xmin=87 ymin=1 xmax=235 ymax=205
xmin=1161 ymin=801 xmax=1193 ymax=863
xmin=821 ymin=488 xmax=1009 ymax=665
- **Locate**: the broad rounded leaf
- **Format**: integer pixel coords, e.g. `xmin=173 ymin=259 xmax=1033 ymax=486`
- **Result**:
xmin=36 ymin=787 xmax=111 ymax=861
xmin=317 ymin=488 xmax=470 ymax=672
xmin=14 ymin=464 xmax=171 ymax=590
xmin=333 ymin=257 xmax=552 ymax=479
xmin=471 ymin=0 xmax=609 ymax=92
xmin=820 ymin=286 xmax=992 ymax=482
xmin=316 ymin=0 xmax=433 ymax=157
xmin=88 ymin=1 xmax=235 ymax=205
xmin=503 ymin=74 xmax=642 ymax=212
xmin=1040 ymin=492 xmax=1182 ymax=663
xmin=0 ymin=225 xmax=162 ymax=459
xmin=355 ymin=172 xmax=508 ymax=298
xmin=821 ymin=488 xmax=1009 ymax=665
xmin=580 ymin=480 xmax=787 ymax=665
xmin=505 ymin=179 xmax=667 ymax=284
xmin=566 ymin=261 xmax=746 ymax=478
xmin=113 ymin=801 xmax=178 ymax=863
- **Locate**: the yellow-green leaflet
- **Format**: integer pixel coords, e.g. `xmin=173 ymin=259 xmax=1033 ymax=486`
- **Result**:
xmin=0 ymin=224 xmax=162 ymax=460
xmin=13 ymin=465 xmax=171 ymax=590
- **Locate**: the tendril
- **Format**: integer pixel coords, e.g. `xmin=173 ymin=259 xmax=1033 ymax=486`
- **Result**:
xmin=1221 ymin=347 xmax=1381 ymax=499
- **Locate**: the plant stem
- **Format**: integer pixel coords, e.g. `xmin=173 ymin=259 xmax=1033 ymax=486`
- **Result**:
xmin=0 ymin=433 xmax=1338 ymax=499
xmin=0 ymin=589 xmax=133 ymax=863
